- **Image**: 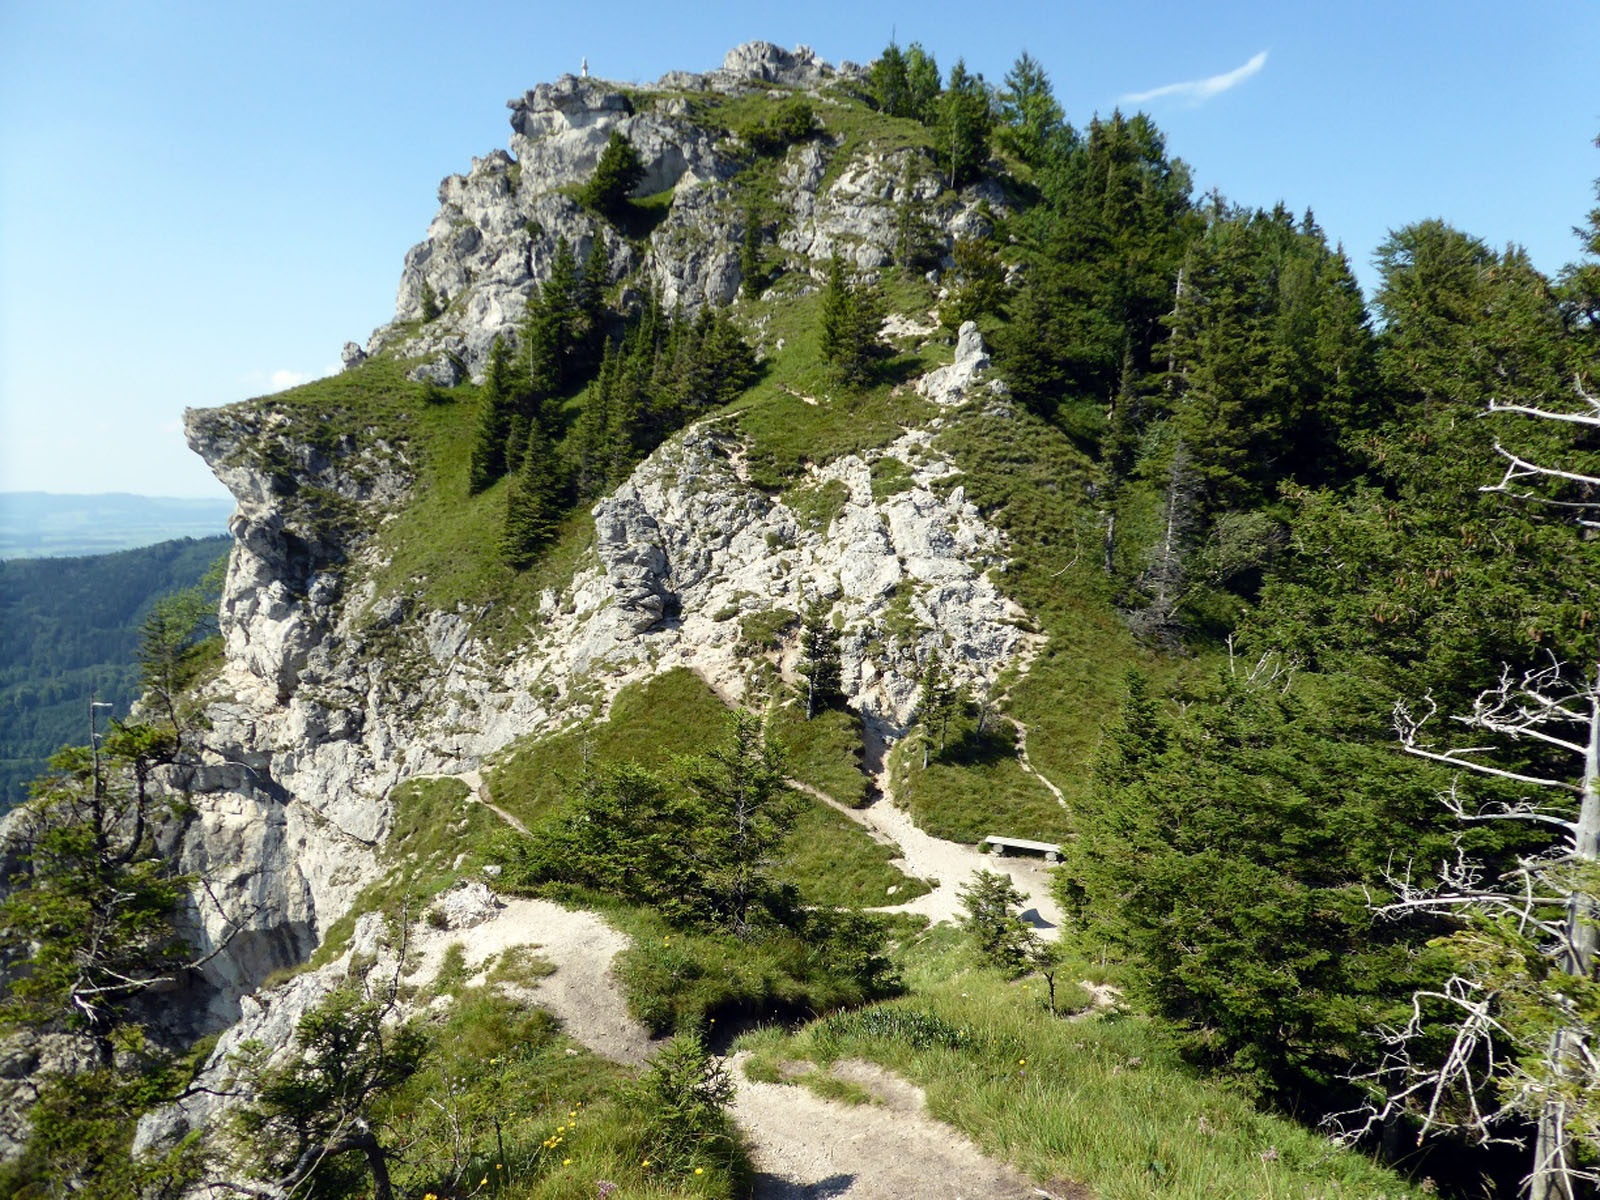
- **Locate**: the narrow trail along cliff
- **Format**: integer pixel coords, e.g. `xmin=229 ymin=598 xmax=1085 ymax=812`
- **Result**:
xmin=423 ymin=766 xmax=1055 ymax=1198
xmin=429 ymin=887 xmax=1036 ymax=1200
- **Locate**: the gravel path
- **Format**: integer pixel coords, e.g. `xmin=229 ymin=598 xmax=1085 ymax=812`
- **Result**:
xmin=730 ymin=1055 xmax=1039 ymax=1200
xmin=410 ymin=724 xmax=1070 ymax=1197
xmin=791 ymin=779 xmax=1063 ymax=937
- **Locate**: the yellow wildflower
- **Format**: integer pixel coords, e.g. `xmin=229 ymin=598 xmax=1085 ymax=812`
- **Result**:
xmin=695 ymin=1167 xmax=705 ymax=1175
xmin=564 ymin=1158 xmax=573 ymax=1166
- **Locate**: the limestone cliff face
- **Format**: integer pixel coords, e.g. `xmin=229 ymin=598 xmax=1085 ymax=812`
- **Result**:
xmin=367 ymin=41 xmax=995 ymax=385
xmin=169 ymin=317 xmax=1017 ymax=1042
xmin=6 ymin=40 xmax=1044 ymax=1172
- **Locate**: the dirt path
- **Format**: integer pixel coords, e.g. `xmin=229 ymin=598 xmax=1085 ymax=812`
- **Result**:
xmin=417 ymin=885 xmax=1042 ymax=1199
xmin=414 ymin=894 xmax=654 ymax=1065
xmin=789 ymin=781 xmax=1064 ymax=938
xmin=730 ymin=1055 xmax=1038 ymax=1199
xmin=1005 ymin=717 xmax=1068 ymax=810
xmin=409 ymin=749 xmax=1072 ymax=1196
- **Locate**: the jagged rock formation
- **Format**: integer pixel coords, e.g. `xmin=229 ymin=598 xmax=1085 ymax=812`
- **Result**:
xmin=369 ymin=40 xmax=994 ymax=383
xmin=3 ymin=39 xmax=1038 ymax=1175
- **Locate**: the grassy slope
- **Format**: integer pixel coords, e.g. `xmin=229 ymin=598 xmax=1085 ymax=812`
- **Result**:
xmin=739 ymin=927 xmax=1420 ymax=1200
xmin=382 ymin=960 xmax=746 ymax=1200
xmin=487 ymin=668 xmax=926 ymax=907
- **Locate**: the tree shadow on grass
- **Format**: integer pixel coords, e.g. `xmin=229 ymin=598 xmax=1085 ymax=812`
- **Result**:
xmin=938 ymin=724 xmax=1016 ymax=767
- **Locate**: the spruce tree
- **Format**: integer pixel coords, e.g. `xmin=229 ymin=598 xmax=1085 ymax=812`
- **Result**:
xmin=936 ymin=60 xmax=993 ymax=189
xmin=997 ymin=50 xmax=1068 ymax=167
xmin=892 ymin=158 xmax=940 ymax=277
xmin=467 ymin=336 xmax=516 ymax=493
xmin=869 ymin=42 xmax=910 ymax=117
xmin=579 ymin=129 xmax=646 ymax=222
xmin=798 ymin=602 xmax=843 ymax=718
xmin=502 ymin=420 xmax=564 ymax=570
xmin=905 ymin=44 xmax=941 ymax=124
xmin=740 ymin=198 xmax=766 ymax=298
xmin=915 ymin=647 xmax=954 ymax=766
xmin=818 ymin=253 xmax=883 ymax=386
xmin=938 ymin=234 xmax=1007 ymax=329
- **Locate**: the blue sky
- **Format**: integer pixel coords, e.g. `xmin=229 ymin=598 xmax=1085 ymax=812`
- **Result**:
xmin=2 ymin=0 xmax=1596 ymax=498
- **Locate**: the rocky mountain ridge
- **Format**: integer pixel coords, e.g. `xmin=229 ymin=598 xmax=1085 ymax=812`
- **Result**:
xmin=0 ymin=37 xmax=1044 ymax=1178
xmin=360 ymin=40 xmax=996 ymax=385
xmin=105 ymin=39 xmax=1028 ymax=1045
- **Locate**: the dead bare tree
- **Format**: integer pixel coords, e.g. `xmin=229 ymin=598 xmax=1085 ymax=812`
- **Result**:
xmin=1345 ymin=372 xmax=1600 ymax=1199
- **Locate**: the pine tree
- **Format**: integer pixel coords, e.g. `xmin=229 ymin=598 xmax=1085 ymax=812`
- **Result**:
xmin=936 ymin=60 xmax=993 ymax=189
xmin=231 ymin=986 xmax=426 ymax=1200
xmin=501 ymin=420 xmax=564 ymax=569
xmin=905 ymin=44 xmax=941 ymax=124
xmin=937 ymin=234 xmax=1007 ymax=329
xmin=818 ymin=253 xmax=884 ymax=386
xmin=997 ymin=50 xmax=1068 ymax=168
xmin=579 ymin=129 xmax=646 ymax=222
xmin=572 ymin=336 xmax=619 ymax=498
xmin=869 ymin=42 xmax=910 ymax=117
xmin=915 ymin=647 xmax=955 ymax=766
xmin=892 ymin=158 xmax=941 ymax=277
xmin=467 ymin=336 xmax=516 ymax=493
xmin=740 ymin=197 xmax=766 ymax=298
xmin=798 ymin=602 xmax=843 ymax=718
xmin=997 ymin=110 xmax=1196 ymax=425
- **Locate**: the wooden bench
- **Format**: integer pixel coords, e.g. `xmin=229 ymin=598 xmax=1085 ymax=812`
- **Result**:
xmin=981 ymin=835 xmax=1061 ymax=863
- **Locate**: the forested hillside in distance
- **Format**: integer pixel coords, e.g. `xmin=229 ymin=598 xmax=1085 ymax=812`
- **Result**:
xmin=0 ymin=535 xmax=227 ymax=808
xmin=0 ymin=493 xmax=233 ymax=559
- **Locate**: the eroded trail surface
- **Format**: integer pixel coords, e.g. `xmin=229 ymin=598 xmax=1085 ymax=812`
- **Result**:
xmin=419 ymin=737 xmax=1068 ymax=1198
xmin=731 ymin=1056 xmax=1036 ymax=1200
xmin=435 ymin=893 xmax=1038 ymax=1199
xmin=789 ymin=779 xmax=1064 ymax=936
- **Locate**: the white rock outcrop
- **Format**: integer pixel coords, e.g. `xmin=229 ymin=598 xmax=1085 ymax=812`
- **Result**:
xmin=365 ymin=42 xmax=1005 ymax=382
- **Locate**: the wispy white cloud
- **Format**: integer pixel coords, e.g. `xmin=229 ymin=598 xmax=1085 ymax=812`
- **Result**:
xmin=1121 ymin=50 xmax=1268 ymax=107
xmin=241 ymin=364 xmax=339 ymax=394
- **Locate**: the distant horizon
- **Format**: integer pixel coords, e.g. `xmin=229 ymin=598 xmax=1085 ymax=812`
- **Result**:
xmin=0 ymin=492 xmax=236 ymax=560
xmin=0 ymin=490 xmax=235 ymax=502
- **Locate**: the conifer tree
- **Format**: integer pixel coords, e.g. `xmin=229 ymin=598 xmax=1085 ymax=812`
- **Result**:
xmin=869 ymin=42 xmax=910 ymax=117
xmin=231 ymin=985 xmax=426 ymax=1200
xmin=938 ymin=234 xmax=1007 ymax=329
xmin=936 ymin=59 xmax=993 ymax=189
xmin=740 ymin=197 xmax=766 ymax=298
xmin=467 ymin=336 xmax=516 ymax=493
xmin=997 ymin=50 xmax=1069 ymax=167
xmin=818 ymin=253 xmax=884 ymax=386
xmin=501 ymin=420 xmax=564 ymax=570
xmin=892 ymin=158 xmax=941 ymax=277
xmin=572 ymin=336 xmax=619 ymax=498
xmin=798 ymin=602 xmax=843 ymax=719
xmin=579 ymin=129 xmax=646 ymax=222
xmin=905 ymin=43 xmax=941 ymax=124
xmin=915 ymin=647 xmax=955 ymax=766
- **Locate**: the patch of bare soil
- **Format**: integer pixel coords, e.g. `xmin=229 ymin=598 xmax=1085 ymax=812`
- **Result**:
xmin=730 ymin=1054 xmax=1038 ymax=1200
xmin=414 ymin=895 xmax=655 ymax=1066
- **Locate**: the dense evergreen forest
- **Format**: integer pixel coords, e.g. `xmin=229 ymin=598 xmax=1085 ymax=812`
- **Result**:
xmin=0 ymin=536 xmax=227 ymax=809
xmin=3 ymin=38 xmax=1599 ymax=1200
